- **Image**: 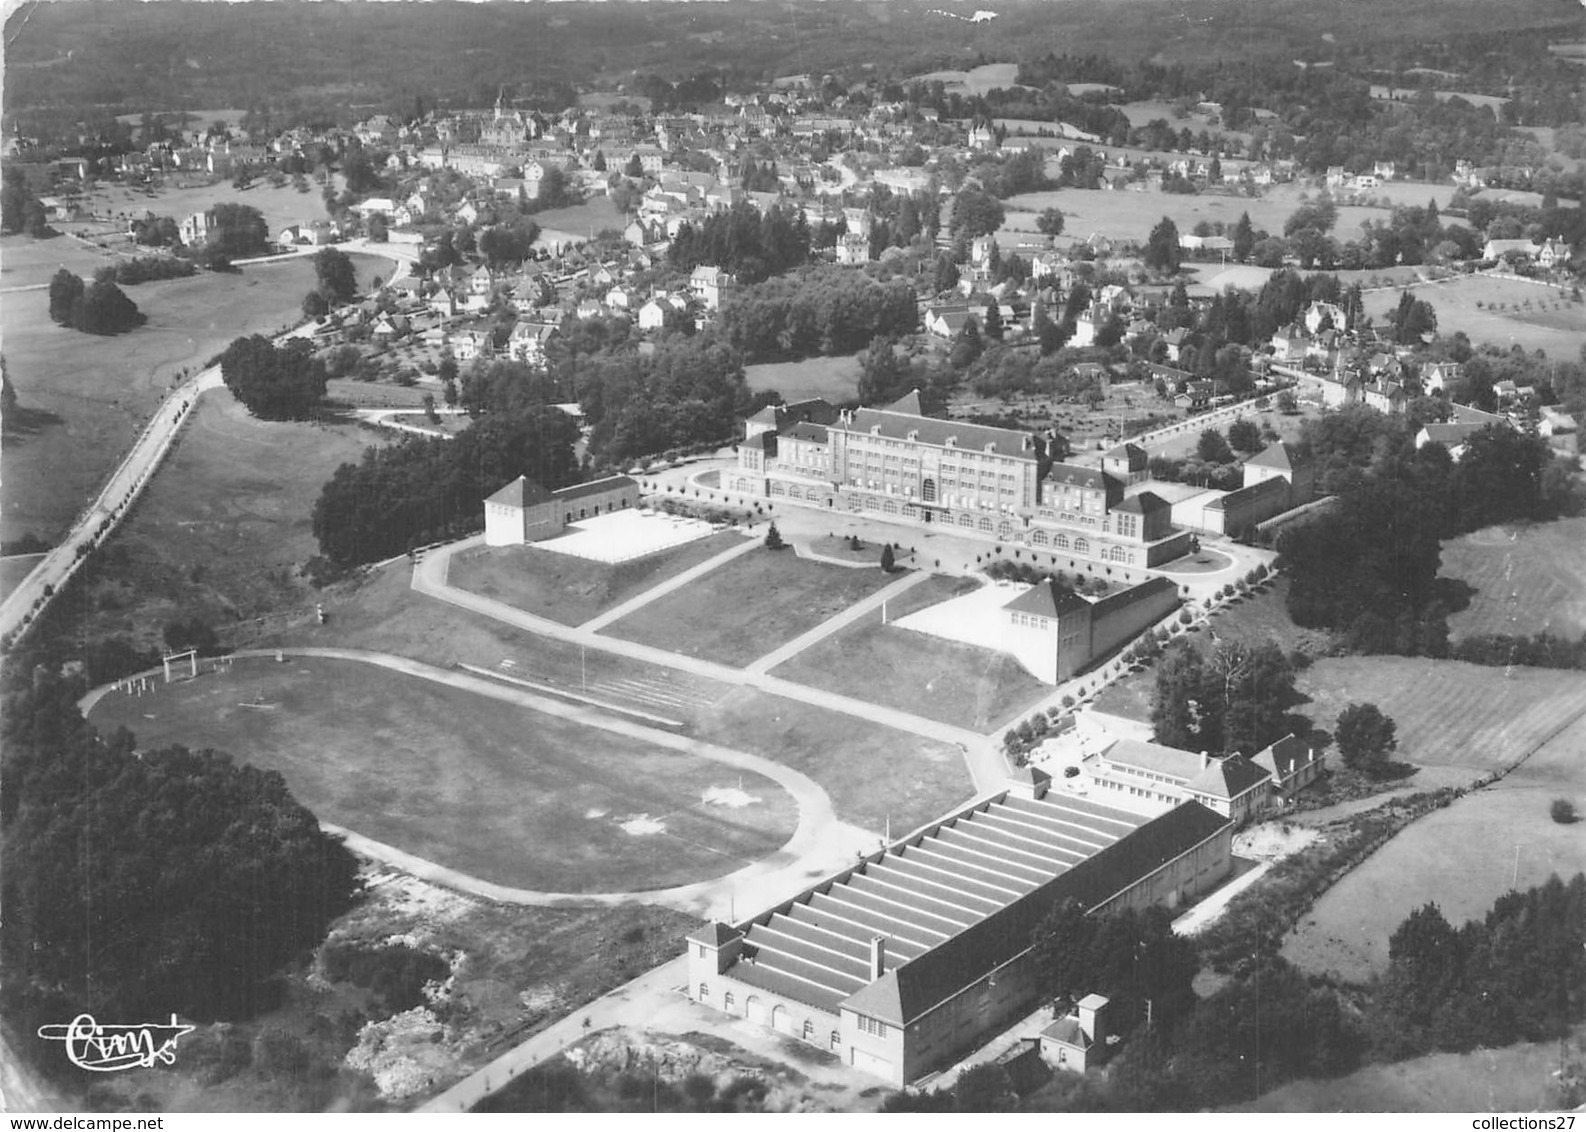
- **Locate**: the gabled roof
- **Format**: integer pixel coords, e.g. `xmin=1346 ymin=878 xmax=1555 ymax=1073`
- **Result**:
xmin=1244 ymin=441 xmax=1304 ymax=471
xmin=1113 ymin=490 xmax=1169 ymax=515
xmin=687 ymin=922 xmax=743 ymax=948
xmin=1185 ymin=754 xmax=1271 ymax=800
xmin=839 ymin=407 xmax=1035 ymax=457
xmin=785 ymin=422 xmax=829 ymax=443
xmin=1097 ymin=737 xmax=1204 ymax=781
xmin=1104 ymin=442 xmax=1148 ymax=469
xmin=1040 ymin=1016 xmax=1091 ymax=1049
xmin=1253 ymin=733 xmax=1314 ymax=779
xmin=1046 ymin=463 xmax=1118 ymax=492
xmin=882 ymin=390 xmax=923 ymax=417
xmin=1206 ymin=476 xmax=1289 ymax=511
xmin=552 ymin=474 xmax=639 ymax=501
xmin=1003 ymin=580 xmax=1090 ymax=619
xmin=485 ymin=475 xmax=555 ymax=508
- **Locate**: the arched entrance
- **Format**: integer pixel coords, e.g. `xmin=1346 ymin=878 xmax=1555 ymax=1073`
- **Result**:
xmin=745 ymin=996 xmax=765 ymax=1025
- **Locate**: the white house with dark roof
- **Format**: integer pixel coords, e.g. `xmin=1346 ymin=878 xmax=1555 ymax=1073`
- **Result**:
xmin=685 ymin=777 xmax=1233 ymax=1086
xmin=1252 ymin=733 xmax=1325 ymax=798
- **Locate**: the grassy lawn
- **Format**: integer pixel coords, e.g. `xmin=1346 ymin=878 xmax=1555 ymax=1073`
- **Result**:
xmin=532 ymin=198 xmax=625 ymax=245
xmin=2 ymin=256 xmax=328 ymax=544
xmin=1227 ymin=1023 xmax=1586 ymax=1112
xmin=1282 ymin=707 xmax=1586 ymax=983
xmin=72 ymin=176 xmax=334 ymax=242
xmin=599 ymin=548 xmax=897 ymax=666
xmin=1361 ymin=273 xmax=1585 ymax=356
xmin=1295 ymin=655 xmax=1586 ymax=772
xmin=806 ymin=533 xmax=900 ymax=566
xmin=773 ymin=574 xmax=1051 ymax=732
xmin=1440 ymin=518 xmax=1586 ymax=641
xmin=0 ymin=232 xmax=121 ymax=290
xmin=57 ymin=394 xmax=383 ymax=653
xmin=88 ymin=656 xmax=796 ymax=893
xmin=448 ymin=531 xmax=745 ymax=627
xmin=692 ymin=685 xmax=976 ymax=834
xmin=0 ymin=554 xmax=44 ymax=599
xmin=272 ymin=563 xmax=739 ymax=711
xmin=743 ymin=353 xmax=861 ymax=402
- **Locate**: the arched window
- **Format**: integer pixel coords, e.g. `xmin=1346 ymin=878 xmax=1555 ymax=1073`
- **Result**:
xmin=998 ymin=521 xmax=1012 ymax=538
xmin=770 ymin=480 xmax=786 ymax=495
xmin=959 ymin=514 xmax=974 ymax=528
xmin=802 ymin=1019 xmax=815 ymax=1041
xmin=883 ymin=500 xmax=898 ymax=514
xmin=699 ymin=983 xmax=709 ymax=1001
xmin=979 ymin=516 xmax=994 ymax=532
xmin=724 ymin=992 xmax=735 ymax=1011
xmin=1075 ymin=538 xmax=1090 ymax=555
xmin=922 ymin=477 xmax=937 ymax=502
xmin=1053 ymin=533 xmax=1069 ymax=550
xmin=1106 ymin=546 xmax=1128 ymax=563
xmin=1031 ymin=529 xmax=1050 ymax=546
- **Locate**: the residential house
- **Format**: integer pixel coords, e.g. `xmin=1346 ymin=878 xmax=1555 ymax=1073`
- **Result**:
xmin=507 ymin=321 xmax=558 ymax=366
xmin=1252 ymin=734 xmax=1324 ymax=800
xmin=689 ymin=264 xmax=736 ymax=311
xmin=1483 ymin=238 xmax=1539 ymax=262
xmin=835 ymin=232 xmax=871 ymax=265
xmin=637 ymin=298 xmax=670 ymax=331
xmin=1039 ymin=996 xmax=1111 ymax=1074
xmin=1537 ymin=238 xmax=1571 ymax=270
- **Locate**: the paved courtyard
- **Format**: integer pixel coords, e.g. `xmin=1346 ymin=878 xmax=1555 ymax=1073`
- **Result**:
xmin=536 ymin=508 xmax=717 ymax=564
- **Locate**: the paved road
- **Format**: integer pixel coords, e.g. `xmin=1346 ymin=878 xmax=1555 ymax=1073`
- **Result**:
xmin=0 ymin=239 xmax=424 ymax=647
xmin=414 ymin=538 xmax=1003 ymax=792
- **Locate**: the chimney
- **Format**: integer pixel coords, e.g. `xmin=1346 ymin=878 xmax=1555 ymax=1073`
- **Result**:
xmin=1200 ymin=751 xmax=1210 ymax=770
xmin=1077 ymin=994 xmax=1109 ymax=1044
xmin=868 ymin=936 xmax=887 ymax=981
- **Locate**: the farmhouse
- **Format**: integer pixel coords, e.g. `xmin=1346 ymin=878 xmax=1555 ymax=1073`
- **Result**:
xmin=726 ymin=392 xmax=1193 ymax=567
xmin=686 ymin=778 xmax=1233 ymax=1086
xmin=483 ymin=475 xmax=640 ymax=546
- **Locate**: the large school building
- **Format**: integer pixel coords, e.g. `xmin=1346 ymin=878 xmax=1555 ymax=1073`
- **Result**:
xmin=727 ymin=392 xmax=1194 ymax=568
xmin=686 ymin=774 xmax=1233 ymax=1086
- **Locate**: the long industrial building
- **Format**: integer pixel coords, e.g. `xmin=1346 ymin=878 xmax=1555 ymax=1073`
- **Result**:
xmin=686 ymin=774 xmax=1232 ymax=1086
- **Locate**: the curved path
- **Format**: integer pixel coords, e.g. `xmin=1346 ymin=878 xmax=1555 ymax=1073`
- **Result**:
xmin=82 ymin=646 xmax=876 ymax=921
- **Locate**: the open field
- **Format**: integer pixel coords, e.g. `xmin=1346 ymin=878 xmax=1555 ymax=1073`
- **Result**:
xmin=59 ymin=394 xmax=383 ymax=652
xmin=532 ymin=197 xmax=625 ymax=247
xmin=1297 ymin=656 xmax=1586 ymax=773
xmin=0 ymin=554 xmax=44 ymax=600
xmin=1000 ymin=180 xmax=1460 ymax=252
xmin=1361 ymin=273 xmax=1586 ymax=357
xmin=1282 ymin=707 xmax=1586 ymax=982
xmin=88 ymin=656 xmax=797 ymax=893
xmin=448 ymin=531 xmax=745 ymax=627
xmin=0 ymin=232 xmax=123 ymax=290
xmin=1441 ymin=518 xmax=1586 ymax=641
xmin=908 ymin=62 xmax=1024 ymax=95
xmin=0 ymin=256 xmax=357 ymax=544
xmin=693 ymin=686 xmax=975 ymax=834
xmin=743 ymin=353 xmax=861 ymax=403
xmin=1228 ymin=1022 xmax=1586 ymax=1112
xmin=772 ymin=573 xmax=1051 ymax=731
xmin=599 ymin=548 xmax=897 ymax=666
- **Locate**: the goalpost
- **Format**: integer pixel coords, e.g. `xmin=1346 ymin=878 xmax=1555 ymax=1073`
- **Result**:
xmin=162 ymin=649 xmax=198 ymax=683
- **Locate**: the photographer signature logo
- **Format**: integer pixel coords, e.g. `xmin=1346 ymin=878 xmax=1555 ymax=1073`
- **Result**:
xmin=37 ymin=1013 xmax=194 ymax=1072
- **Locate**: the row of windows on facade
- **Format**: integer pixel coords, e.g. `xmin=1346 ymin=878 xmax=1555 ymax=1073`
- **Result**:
xmin=846 ymin=437 xmax=1025 ymax=470
xmin=696 ymin=983 xmax=887 ymax=1042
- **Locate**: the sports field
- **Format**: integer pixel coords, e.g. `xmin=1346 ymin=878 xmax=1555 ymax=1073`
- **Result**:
xmin=743 ymin=353 xmax=861 ymax=402
xmin=1360 ymin=272 xmax=1585 ymax=356
xmin=1282 ymin=706 xmax=1586 ymax=982
xmin=87 ymin=656 xmax=797 ymax=893
xmin=599 ymin=547 xmax=897 ymax=666
xmin=448 ymin=531 xmax=746 ymax=627
xmin=0 ymin=255 xmax=375 ymax=544
xmin=772 ymin=574 xmax=1050 ymax=731
xmin=1440 ymin=518 xmax=1586 ymax=641
xmin=67 ymin=176 xmax=334 ymax=245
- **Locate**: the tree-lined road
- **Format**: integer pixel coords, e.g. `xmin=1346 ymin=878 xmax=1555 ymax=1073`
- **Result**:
xmin=0 ymin=238 xmax=420 ymax=647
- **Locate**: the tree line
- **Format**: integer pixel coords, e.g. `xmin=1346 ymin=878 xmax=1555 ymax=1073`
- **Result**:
xmin=47 ymin=269 xmax=143 ymax=335
xmin=311 ymin=405 xmax=580 ymax=568
xmin=666 ymin=202 xmax=812 ymax=284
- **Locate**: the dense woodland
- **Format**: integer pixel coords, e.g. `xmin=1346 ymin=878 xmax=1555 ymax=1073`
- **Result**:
xmin=717 ymin=266 xmax=918 ymax=363
xmin=0 ymin=673 xmax=361 ymax=1035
